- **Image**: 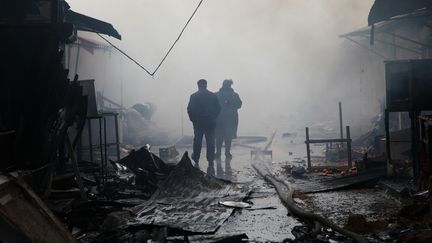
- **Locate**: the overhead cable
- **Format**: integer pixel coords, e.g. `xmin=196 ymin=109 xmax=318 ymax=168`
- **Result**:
xmin=97 ymin=0 xmax=204 ymax=77
xmin=97 ymin=33 xmax=153 ymax=76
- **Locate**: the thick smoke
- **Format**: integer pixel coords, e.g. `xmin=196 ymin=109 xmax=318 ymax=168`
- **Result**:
xmin=69 ymin=0 xmax=380 ymax=139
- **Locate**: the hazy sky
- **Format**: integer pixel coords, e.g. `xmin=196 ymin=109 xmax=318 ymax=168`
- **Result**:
xmin=68 ymin=0 xmax=380 ymax=138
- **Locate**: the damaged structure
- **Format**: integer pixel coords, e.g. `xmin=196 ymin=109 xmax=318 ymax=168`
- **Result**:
xmin=342 ymin=0 xmax=432 ymax=185
xmin=2 ymin=0 xmax=432 ymax=242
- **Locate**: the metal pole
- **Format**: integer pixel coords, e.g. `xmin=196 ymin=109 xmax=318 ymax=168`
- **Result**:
xmin=181 ymin=105 xmax=184 ymax=137
xmin=339 ymin=102 xmax=344 ymax=148
xmin=75 ymin=45 xmax=81 ymax=76
xmin=120 ymin=78 xmax=124 ymax=113
xmin=398 ymin=112 xmax=403 ymax=130
xmin=98 ymin=117 xmax=104 ymax=185
xmin=77 ymin=136 xmax=82 ymax=162
xmin=88 ymin=118 xmax=93 ymax=162
xmin=385 ymin=109 xmax=392 ymax=175
xmin=346 ymin=126 xmax=352 ymax=168
xmin=410 ymin=111 xmax=419 ymax=183
xmin=114 ymin=113 xmax=121 ymax=161
xmin=306 ymin=127 xmax=311 ymax=169
xmin=103 ymin=116 xmax=108 ymax=183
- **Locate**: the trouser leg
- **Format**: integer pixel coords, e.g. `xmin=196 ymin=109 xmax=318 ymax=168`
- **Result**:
xmin=192 ymin=126 xmax=204 ymax=163
xmin=225 ymin=137 xmax=232 ymax=160
xmin=215 ymin=135 xmax=223 ymax=160
xmin=205 ymin=128 xmax=215 ymax=165
xmin=216 ymin=158 xmax=223 ymax=177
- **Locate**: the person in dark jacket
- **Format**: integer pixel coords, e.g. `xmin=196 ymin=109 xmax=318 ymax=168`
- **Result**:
xmin=187 ymin=79 xmax=221 ymax=171
xmin=215 ymin=79 xmax=242 ymax=164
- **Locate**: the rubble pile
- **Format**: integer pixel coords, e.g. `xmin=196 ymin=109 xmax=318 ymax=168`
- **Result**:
xmin=130 ymin=152 xmax=250 ymax=234
xmin=42 ymin=146 xmax=175 ymax=242
xmin=36 ymin=148 xmax=250 ymax=242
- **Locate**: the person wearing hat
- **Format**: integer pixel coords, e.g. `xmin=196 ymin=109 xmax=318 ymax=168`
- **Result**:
xmin=215 ymin=79 xmax=242 ymax=170
xmin=187 ymin=79 xmax=221 ymax=173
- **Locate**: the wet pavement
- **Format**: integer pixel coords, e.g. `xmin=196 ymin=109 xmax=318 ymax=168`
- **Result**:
xmin=303 ymin=188 xmax=401 ymax=227
xmin=151 ymin=132 xmax=403 ymax=241
xmin=163 ymin=136 xmax=304 ymax=242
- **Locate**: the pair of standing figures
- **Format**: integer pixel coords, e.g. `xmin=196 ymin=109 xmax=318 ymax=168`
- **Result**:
xmin=187 ymin=79 xmax=242 ymax=172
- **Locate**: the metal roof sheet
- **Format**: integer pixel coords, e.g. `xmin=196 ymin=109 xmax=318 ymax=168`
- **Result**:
xmin=129 ymin=152 xmax=251 ymax=233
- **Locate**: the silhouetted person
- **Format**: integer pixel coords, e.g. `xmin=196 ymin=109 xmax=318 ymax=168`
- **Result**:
xmin=187 ymin=79 xmax=221 ymax=173
xmin=215 ymin=79 xmax=242 ymax=166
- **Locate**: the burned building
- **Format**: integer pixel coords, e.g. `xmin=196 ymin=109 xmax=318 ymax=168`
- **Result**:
xmin=343 ymin=0 xmax=432 ymax=186
xmin=2 ymin=0 xmax=432 ymax=242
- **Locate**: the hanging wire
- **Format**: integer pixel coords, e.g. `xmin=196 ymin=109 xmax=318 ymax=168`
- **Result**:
xmin=97 ymin=0 xmax=204 ymax=77
xmin=97 ymin=33 xmax=153 ymax=76
xmin=152 ymin=0 xmax=204 ymax=75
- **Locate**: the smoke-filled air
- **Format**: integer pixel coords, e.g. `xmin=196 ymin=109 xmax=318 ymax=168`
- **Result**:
xmin=68 ymin=0 xmax=380 ymax=141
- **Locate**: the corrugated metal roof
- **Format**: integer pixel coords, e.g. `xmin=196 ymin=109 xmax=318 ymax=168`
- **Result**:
xmin=128 ymin=152 xmax=251 ymax=233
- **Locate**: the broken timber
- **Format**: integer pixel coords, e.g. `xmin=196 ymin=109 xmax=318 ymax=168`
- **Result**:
xmin=251 ymin=152 xmax=366 ymax=243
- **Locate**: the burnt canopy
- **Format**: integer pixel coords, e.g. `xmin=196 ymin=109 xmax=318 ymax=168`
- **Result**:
xmin=65 ymin=10 xmax=121 ymax=40
xmin=0 ymin=0 xmax=121 ymax=40
xmin=63 ymin=1 xmax=121 ymax=40
xmin=368 ymin=0 xmax=432 ymax=25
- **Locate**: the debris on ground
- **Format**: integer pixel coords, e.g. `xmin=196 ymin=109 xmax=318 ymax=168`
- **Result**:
xmin=184 ymin=233 xmax=249 ymax=242
xmin=252 ymin=150 xmax=366 ymax=243
xmin=119 ymin=146 xmax=175 ymax=191
xmin=158 ymin=145 xmax=180 ymax=163
xmin=391 ymin=229 xmax=432 ymax=243
xmin=344 ymin=214 xmax=386 ymax=234
xmin=292 ymin=190 xmax=308 ymax=200
xmin=42 ymin=145 xmax=180 ymax=242
xmin=286 ymin=225 xmax=349 ymax=243
xmin=287 ymin=166 xmax=386 ymax=193
xmin=48 ymin=149 xmax=252 ymax=242
xmin=129 ymin=152 xmax=251 ymax=234
xmin=0 ymin=174 xmax=76 ymax=243
xmin=291 ymin=166 xmax=307 ymax=178
xmin=219 ymin=201 xmax=252 ymax=209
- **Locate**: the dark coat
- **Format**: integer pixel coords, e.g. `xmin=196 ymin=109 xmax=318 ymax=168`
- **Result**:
xmin=187 ymin=89 xmax=221 ymax=128
xmin=216 ymin=87 xmax=242 ymax=139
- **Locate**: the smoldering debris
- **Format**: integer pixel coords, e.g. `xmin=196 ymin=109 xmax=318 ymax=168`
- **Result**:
xmin=43 ymin=150 xmax=251 ymax=242
xmin=40 ymin=146 xmax=175 ymax=242
xmin=251 ymin=150 xmax=367 ymax=243
xmin=285 ymin=166 xmax=386 ymax=193
xmin=118 ymin=146 xmax=175 ymax=192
